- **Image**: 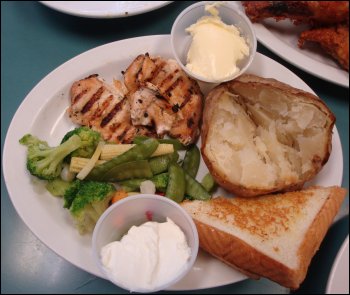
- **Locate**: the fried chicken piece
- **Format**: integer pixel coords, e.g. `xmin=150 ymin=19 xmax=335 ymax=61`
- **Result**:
xmin=299 ymin=25 xmax=349 ymax=71
xmin=243 ymin=1 xmax=349 ymax=26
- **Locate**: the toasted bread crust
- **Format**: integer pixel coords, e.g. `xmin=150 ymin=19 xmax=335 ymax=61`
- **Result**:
xmin=187 ymin=186 xmax=346 ymax=289
xmin=201 ymin=74 xmax=335 ymax=197
xmin=295 ymin=186 xmax=347 ymax=287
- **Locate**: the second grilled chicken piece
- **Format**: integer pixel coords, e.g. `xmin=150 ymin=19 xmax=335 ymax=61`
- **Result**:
xmin=68 ymin=74 xmax=154 ymax=143
xmin=124 ymin=53 xmax=203 ymax=145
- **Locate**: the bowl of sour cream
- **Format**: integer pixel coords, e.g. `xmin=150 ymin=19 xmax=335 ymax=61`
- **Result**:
xmin=171 ymin=1 xmax=257 ymax=84
xmin=92 ymin=194 xmax=199 ymax=293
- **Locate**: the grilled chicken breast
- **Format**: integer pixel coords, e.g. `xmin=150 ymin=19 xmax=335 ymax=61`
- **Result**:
xmin=68 ymin=54 xmax=203 ymax=145
xmin=124 ymin=53 xmax=203 ymax=145
xmin=68 ymin=74 xmax=154 ymax=143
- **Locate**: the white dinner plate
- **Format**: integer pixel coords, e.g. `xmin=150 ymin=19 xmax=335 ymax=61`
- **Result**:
xmin=326 ymin=236 xmax=349 ymax=294
xmin=40 ymin=1 xmax=172 ymax=18
xmin=2 ymin=35 xmax=343 ymax=291
xmin=233 ymin=2 xmax=349 ymax=88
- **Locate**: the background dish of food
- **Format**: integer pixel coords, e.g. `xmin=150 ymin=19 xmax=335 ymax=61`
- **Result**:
xmin=2 ymin=35 xmax=343 ymax=291
xmin=40 ymin=1 xmax=172 ymax=18
xmin=234 ymin=2 xmax=349 ymax=88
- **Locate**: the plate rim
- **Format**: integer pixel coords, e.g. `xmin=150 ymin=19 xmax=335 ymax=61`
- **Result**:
xmin=2 ymin=34 xmax=344 ymax=291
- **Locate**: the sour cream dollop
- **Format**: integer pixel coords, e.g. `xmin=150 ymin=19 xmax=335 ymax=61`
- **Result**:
xmin=100 ymin=218 xmax=191 ymax=292
xmin=185 ymin=3 xmax=250 ymax=81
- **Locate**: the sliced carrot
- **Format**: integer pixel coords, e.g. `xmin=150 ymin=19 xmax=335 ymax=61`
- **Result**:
xmin=111 ymin=190 xmax=129 ymax=204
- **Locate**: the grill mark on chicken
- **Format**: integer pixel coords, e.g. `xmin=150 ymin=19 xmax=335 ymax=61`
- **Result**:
xmin=90 ymin=94 xmax=113 ymax=121
xmin=72 ymin=88 xmax=88 ymax=105
xmin=100 ymin=98 xmax=125 ymax=127
xmin=117 ymin=129 xmax=128 ymax=142
xmin=165 ymin=75 xmax=182 ymax=97
xmin=124 ymin=54 xmax=145 ymax=92
xmin=145 ymin=60 xmax=166 ymax=84
xmin=159 ymin=71 xmax=177 ymax=90
xmin=179 ymin=88 xmax=193 ymax=109
xmin=138 ymin=53 xmax=157 ymax=82
xmin=81 ymin=86 xmax=104 ymax=114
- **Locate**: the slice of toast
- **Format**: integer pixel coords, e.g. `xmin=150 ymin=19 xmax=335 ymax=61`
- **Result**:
xmin=181 ymin=186 xmax=346 ymax=289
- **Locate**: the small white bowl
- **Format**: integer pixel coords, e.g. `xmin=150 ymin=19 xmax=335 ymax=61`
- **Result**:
xmin=171 ymin=1 xmax=257 ymax=84
xmin=92 ymin=194 xmax=199 ymax=293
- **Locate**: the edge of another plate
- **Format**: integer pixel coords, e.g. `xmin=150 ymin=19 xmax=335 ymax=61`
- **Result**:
xmin=232 ymin=1 xmax=349 ymax=88
xmin=326 ymin=235 xmax=349 ymax=294
xmin=40 ymin=1 xmax=173 ymax=18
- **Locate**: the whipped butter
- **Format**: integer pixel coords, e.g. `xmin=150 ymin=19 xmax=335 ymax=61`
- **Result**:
xmin=186 ymin=3 xmax=249 ymax=81
xmin=100 ymin=218 xmax=191 ymax=291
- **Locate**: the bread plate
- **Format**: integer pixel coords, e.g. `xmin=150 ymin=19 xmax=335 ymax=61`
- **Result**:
xmin=2 ymin=35 xmax=343 ymax=290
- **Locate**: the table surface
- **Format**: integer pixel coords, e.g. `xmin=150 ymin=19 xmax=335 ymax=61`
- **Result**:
xmin=1 ymin=1 xmax=349 ymax=294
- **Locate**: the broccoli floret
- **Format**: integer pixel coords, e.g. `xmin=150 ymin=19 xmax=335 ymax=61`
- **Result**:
xmin=61 ymin=127 xmax=101 ymax=160
xmin=20 ymin=134 xmax=82 ymax=180
xmin=69 ymin=180 xmax=115 ymax=234
xmin=63 ymin=179 xmax=82 ymax=209
xmin=151 ymin=173 xmax=169 ymax=192
xmin=46 ymin=178 xmax=73 ymax=197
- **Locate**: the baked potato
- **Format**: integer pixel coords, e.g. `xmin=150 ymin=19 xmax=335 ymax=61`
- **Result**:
xmin=201 ymin=74 xmax=335 ymax=197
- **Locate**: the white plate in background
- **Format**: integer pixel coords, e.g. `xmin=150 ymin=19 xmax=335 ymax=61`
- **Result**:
xmin=40 ymin=1 xmax=172 ymax=18
xmin=233 ymin=2 xmax=349 ymax=88
xmin=326 ymin=236 xmax=349 ymax=294
xmin=2 ymin=35 xmax=343 ymax=291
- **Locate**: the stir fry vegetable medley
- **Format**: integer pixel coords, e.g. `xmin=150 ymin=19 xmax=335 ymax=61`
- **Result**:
xmin=19 ymin=127 xmax=215 ymax=234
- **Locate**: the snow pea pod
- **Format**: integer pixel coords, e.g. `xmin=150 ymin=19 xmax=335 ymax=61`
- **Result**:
xmin=119 ymin=173 xmax=169 ymax=192
xmin=201 ymin=173 xmax=216 ymax=192
xmin=119 ymin=178 xmax=145 ymax=192
xmin=184 ymin=171 xmax=211 ymax=200
xmin=182 ymin=145 xmax=200 ymax=178
xmin=86 ymin=138 xmax=158 ymax=181
xmin=165 ymin=164 xmax=185 ymax=203
xmin=149 ymin=151 xmax=179 ymax=175
xmin=103 ymin=160 xmax=153 ymax=182
xmin=133 ymin=136 xmax=186 ymax=151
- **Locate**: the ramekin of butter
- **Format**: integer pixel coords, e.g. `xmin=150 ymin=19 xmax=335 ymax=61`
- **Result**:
xmin=92 ymin=194 xmax=199 ymax=293
xmin=171 ymin=1 xmax=257 ymax=83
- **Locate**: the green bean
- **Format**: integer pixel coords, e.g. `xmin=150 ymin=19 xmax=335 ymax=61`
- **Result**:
xmin=165 ymin=164 xmax=185 ymax=203
xmin=102 ymin=160 xmax=153 ymax=182
xmin=201 ymin=173 xmax=216 ymax=192
xmin=184 ymin=171 xmax=211 ymax=200
xmin=133 ymin=136 xmax=187 ymax=151
xmin=86 ymin=138 xmax=158 ymax=181
xmin=149 ymin=151 xmax=179 ymax=174
xmin=182 ymin=145 xmax=200 ymax=178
